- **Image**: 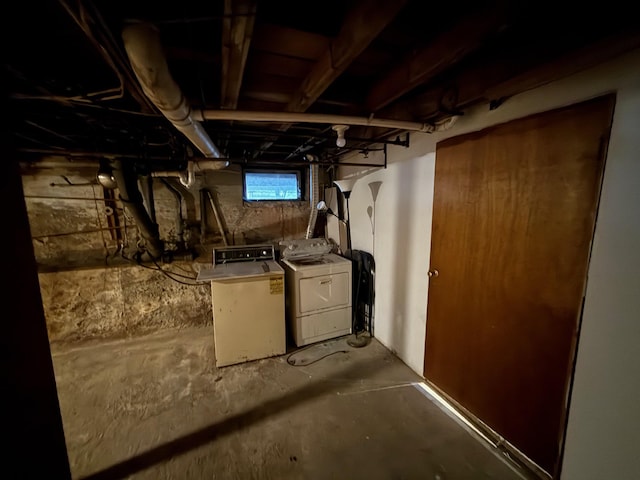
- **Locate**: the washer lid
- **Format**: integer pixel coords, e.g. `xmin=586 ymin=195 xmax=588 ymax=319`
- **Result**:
xmin=196 ymin=260 xmax=283 ymax=282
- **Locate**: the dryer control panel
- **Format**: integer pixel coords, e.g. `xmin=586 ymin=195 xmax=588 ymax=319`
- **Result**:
xmin=279 ymin=238 xmax=333 ymax=260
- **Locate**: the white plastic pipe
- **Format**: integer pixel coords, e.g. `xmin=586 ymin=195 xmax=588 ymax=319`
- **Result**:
xmin=151 ymin=159 xmax=230 ymax=188
xmin=194 ymin=109 xmax=436 ymax=133
xmin=122 ymin=22 xmax=458 ymax=161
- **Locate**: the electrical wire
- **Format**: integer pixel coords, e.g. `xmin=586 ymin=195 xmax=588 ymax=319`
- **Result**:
xmin=120 ymin=250 xmax=203 ymax=286
xmin=150 ymin=258 xmax=201 ymax=286
xmin=150 ymin=261 xmax=197 ymax=280
xmin=171 ymin=262 xmax=198 ymax=277
xmin=286 ymin=342 xmax=349 ymax=367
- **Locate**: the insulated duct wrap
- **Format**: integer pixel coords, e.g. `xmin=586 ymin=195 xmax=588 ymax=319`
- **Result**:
xmin=122 ymin=22 xmax=228 ymax=167
xmin=305 ymin=163 xmax=319 ymax=239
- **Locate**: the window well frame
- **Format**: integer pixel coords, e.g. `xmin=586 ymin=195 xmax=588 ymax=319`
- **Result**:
xmin=242 ymin=167 xmax=306 ymax=202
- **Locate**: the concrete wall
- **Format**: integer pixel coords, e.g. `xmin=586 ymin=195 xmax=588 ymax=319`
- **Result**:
xmin=342 ymin=49 xmax=640 ymax=479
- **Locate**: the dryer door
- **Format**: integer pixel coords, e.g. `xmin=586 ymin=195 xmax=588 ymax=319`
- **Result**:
xmin=299 ymin=272 xmax=350 ymax=313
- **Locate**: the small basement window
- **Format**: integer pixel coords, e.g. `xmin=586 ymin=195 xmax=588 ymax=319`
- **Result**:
xmin=243 ymin=169 xmax=303 ymax=201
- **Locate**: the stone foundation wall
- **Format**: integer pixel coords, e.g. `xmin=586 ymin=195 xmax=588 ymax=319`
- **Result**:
xmin=39 ymin=263 xmax=212 ymax=344
xmin=23 ymin=164 xmax=322 ymax=343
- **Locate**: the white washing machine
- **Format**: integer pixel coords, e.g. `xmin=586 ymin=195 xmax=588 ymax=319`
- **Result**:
xmin=280 ymin=239 xmax=352 ymax=346
xmin=197 ymin=244 xmax=286 ymax=367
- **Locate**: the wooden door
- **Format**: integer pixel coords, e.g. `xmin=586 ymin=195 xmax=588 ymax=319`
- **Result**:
xmin=424 ymin=95 xmax=615 ymax=476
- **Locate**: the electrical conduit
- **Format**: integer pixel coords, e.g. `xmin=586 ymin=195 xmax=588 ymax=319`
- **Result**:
xmin=306 ymin=163 xmax=319 ymax=239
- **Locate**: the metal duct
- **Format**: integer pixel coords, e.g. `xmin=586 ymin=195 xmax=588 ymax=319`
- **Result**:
xmin=111 ymin=159 xmax=164 ymax=259
xmin=151 ymin=158 xmax=229 ymax=188
xmin=121 ymin=22 xmax=228 ymax=167
xmin=139 ymin=175 xmax=156 ymax=224
xmin=305 ymin=163 xmax=319 ymax=239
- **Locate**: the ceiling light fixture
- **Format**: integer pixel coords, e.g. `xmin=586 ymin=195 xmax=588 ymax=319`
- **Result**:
xmin=332 ymin=124 xmax=349 ymax=148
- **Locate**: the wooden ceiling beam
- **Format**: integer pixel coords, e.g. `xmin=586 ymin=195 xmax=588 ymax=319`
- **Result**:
xmin=253 ymin=0 xmax=407 ymax=158
xmin=483 ymin=31 xmax=640 ymax=103
xmin=252 ymin=24 xmax=329 ymax=60
xmin=384 ymin=29 xmax=640 ymax=123
xmin=365 ymin=8 xmax=508 ymax=112
xmin=286 ymin=0 xmax=408 ymax=113
xmin=221 ymin=0 xmax=257 ymax=110
xmin=165 ymin=46 xmax=219 ymax=64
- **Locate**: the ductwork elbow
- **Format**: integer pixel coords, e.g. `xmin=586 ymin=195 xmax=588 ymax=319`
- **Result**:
xmin=122 ymin=22 xmax=225 ymax=161
xmin=179 ymin=159 xmax=231 ymax=187
xmin=151 ymin=158 xmax=230 ymax=189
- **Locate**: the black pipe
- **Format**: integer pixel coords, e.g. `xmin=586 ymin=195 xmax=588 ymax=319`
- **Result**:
xmin=140 ymin=175 xmax=156 ymax=223
xmin=110 ymin=159 xmax=163 ymax=259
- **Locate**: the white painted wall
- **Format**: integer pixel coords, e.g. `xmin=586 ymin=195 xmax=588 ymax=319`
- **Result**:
xmin=559 ymin=73 xmax=640 ymax=480
xmin=340 ymin=48 xmax=640 ymax=479
xmin=346 ymin=149 xmax=436 ymax=372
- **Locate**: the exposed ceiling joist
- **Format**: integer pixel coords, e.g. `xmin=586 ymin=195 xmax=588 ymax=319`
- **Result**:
xmin=285 ymin=0 xmax=408 ymax=113
xmin=57 ymin=0 xmax=155 ymax=113
xmin=483 ymin=30 xmax=640 ymax=102
xmin=254 ymin=0 xmax=408 ymax=157
xmin=220 ymin=0 xmax=256 ymax=110
xmin=365 ymin=8 xmax=508 ymax=112
xmin=385 ymin=28 xmax=640 ymax=124
xmin=8 ymin=0 xmax=640 ymax=169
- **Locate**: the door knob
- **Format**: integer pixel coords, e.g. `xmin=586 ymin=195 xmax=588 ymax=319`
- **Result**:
xmin=428 ymin=269 xmax=439 ymax=278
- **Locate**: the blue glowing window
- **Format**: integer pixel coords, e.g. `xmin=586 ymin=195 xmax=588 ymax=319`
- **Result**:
xmin=243 ymin=170 xmax=302 ymax=201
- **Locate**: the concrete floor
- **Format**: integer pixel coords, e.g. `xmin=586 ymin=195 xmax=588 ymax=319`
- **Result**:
xmin=51 ymin=327 xmax=533 ymax=480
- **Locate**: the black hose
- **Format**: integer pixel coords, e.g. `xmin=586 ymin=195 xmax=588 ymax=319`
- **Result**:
xmin=140 ymin=174 xmax=156 ymax=224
